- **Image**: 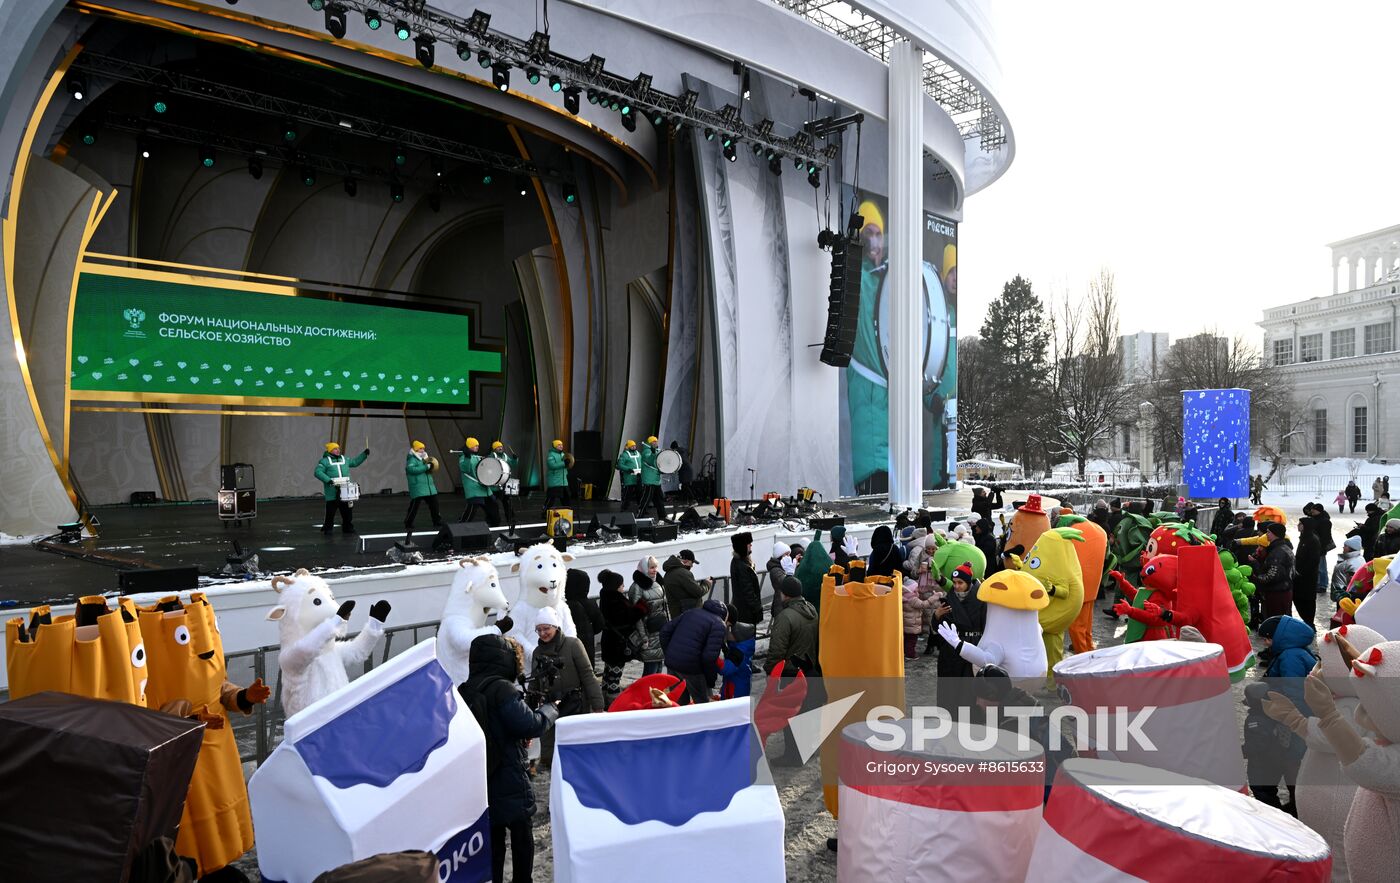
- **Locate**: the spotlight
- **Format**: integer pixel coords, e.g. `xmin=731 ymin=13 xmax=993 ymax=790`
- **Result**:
xmin=704 ymin=128 xmax=715 ymax=141
xmin=323 ymin=3 xmax=347 ymax=39
xmin=247 ymin=157 xmax=262 ymax=179
xmin=526 ymin=67 xmax=540 ymax=85
xmin=751 ymin=144 xmax=763 ymax=156
xmin=67 ymin=74 xmax=86 ymax=101
xmin=609 ymin=96 xmax=621 ymax=112
xmin=465 ymin=9 xmax=492 ymax=39
xmin=343 ymin=176 xmax=357 ymax=197
xmin=393 ymin=18 xmax=410 ymax=40
xmin=795 ymin=156 xmax=805 ymax=170
xmin=414 ymin=34 xmax=435 ymax=68
xmin=621 ymin=112 xmax=636 ymax=132
xmin=307 ymin=0 xmax=325 ymax=10
xmin=152 ymin=92 xmax=169 ymax=114
xmin=515 ymin=175 xmax=527 ymax=196
xmin=585 ymin=54 xmax=606 ymax=77
xmin=562 ymin=182 xmax=577 ymax=204
xmin=301 ymin=166 xmax=316 ymax=186
xmin=586 ymin=88 xmax=599 ymax=105
xmin=138 ymin=139 xmax=152 ymax=159
xmin=476 ymin=49 xmax=491 ymax=69
xmin=563 ymin=87 xmax=580 ymax=114
xmin=549 ymin=74 xmax=562 ymax=92
xmin=808 ymin=168 xmax=821 ymax=188
xmin=283 ymin=121 xmax=298 ymax=142
xmin=390 ymin=180 xmax=404 ymax=202
xmin=456 ymin=40 xmax=471 ymax=61
xmin=80 ymin=128 xmax=97 ymax=145
xmin=741 ymin=68 xmax=751 ymax=100
xmin=393 ymin=146 xmax=407 ymax=166
xmin=768 ymin=155 xmax=782 ymax=176
xmin=481 ymin=172 xmax=493 ymax=185
xmin=620 ymin=101 xmax=631 ymax=117
xmin=199 ymin=145 xmax=215 ymax=168
xmin=651 ymin=110 xmax=665 ymax=127
xmin=766 ymin=147 xmax=777 ymax=161
xmin=492 ymin=63 xmax=510 ymax=92
xmin=364 ymin=8 xmax=381 ymax=30
xmin=723 ymin=142 xmax=737 ymax=163
xmin=722 ymin=134 xmax=735 ymax=149
xmin=806 ymin=160 xmax=818 ymax=175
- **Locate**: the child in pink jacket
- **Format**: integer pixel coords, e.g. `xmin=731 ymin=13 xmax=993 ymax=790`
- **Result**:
xmin=902 ymin=580 xmax=935 ymax=659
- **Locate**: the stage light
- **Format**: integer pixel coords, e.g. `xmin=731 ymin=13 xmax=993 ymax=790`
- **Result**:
xmin=621 ymin=111 xmax=636 ymax=132
xmin=301 ymin=166 xmax=316 ymax=186
xmin=751 ymin=144 xmax=763 ymax=156
xmin=481 ymin=172 xmax=492 ymax=185
xmin=247 ymin=157 xmax=262 ymax=179
xmin=390 ymin=180 xmax=404 ymax=202
xmin=139 ymin=139 xmax=152 ymax=159
xmin=393 ymin=146 xmax=407 ymax=166
xmin=476 ymin=49 xmax=491 ymax=68
xmin=492 ymin=63 xmax=510 ymax=92
xmin=806 ymin=160 xmax=818 ymax=175
xmin=414 ymin=34 xmax=435 ymax=68
xmin=620 ymin=101 xmax=631 ymax=116
xmin=200 ymin=145 xmax=215 ymax=168
xmin=283 ymin=122 xmax=298 ymax=142
xmin=454 ymin=40 xmax=471 ymax=62
xmin=808 ymin=168 xmax=821 ymax=188
xmin=586 ymin=88 xmax=599 ymax=105
xmin=364 ymin=8 xmax=381 ymax=30
xmin=343 ymin=176 xmax=357 ymax=197
xmin=585 ymin=54 xmax=605 ymax=77
xmin=526 ymin=67 xmax=540 ymax=85
xmin=651 ymin=110 xmax=665 ymax=126
xmin=723 ymin=142 xmax=737 ymax=162
xmin=393 ymin=18 xmax=410 ymax=40
xmin=152 ymin=93 xmax=169 ymax=114
xmin=515 ymin=175 xmax=527 ymax=196
xmin=431 ymin=156 xmax=445 ymax=178
xmin=563 ymin=182 xmax=577 ymax=204
xmin=609 ymin=96 xmax=621 ymax=112
xmin=768 ymin=155 xmax=782 ymax=176
xmin=465 ymin=9 xmax=492 ymax=39
xmin=549 ymin=74 xmax=562 ymax=92
xmin=704 ymin=128 xmax=715 ymax=141
xmin=722 ymin=134 xmax=735 ymax=149
xmin=307 ymin=0 xmax=325 ymax=10
xmin=324 ymin=3 xmax=347 ymax=39
xmin=563 ymin=87 xmax=580 ymax=114
xmin=742 ymin=68 xmax=751 ymax=100
xmin=80 ymin=128 xmax=97 ymax=145
xmin=67 ymin=74 xmax=86 ymax=101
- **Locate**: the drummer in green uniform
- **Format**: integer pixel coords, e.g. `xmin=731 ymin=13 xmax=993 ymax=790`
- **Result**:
xmin=638 ymin=435 xmax=667 ymax=520
xmin=316 ymin=441 xmax=368 ymax=535
xmin=545 ymin=439 xmax=570 ymax=509
xmin=616 ymin=439 xmax=643 ymax=511
xmin=489 ymin=440 xmax=518 ymax=526
xmin=457 ymin=437 xmax=498 ymax=525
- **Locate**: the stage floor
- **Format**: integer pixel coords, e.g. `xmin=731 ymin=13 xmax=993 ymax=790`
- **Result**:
xmin=0 ymin=491 xmax=901 ymax=607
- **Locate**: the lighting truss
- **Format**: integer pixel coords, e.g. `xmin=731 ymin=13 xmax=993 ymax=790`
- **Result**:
xmin=326 ymin=0 xmax=833 ymax=168
xmin=773 ymin=0 xmax=1007 ymax=149
xmin=71 ymin=53 xmax=572 ymax=183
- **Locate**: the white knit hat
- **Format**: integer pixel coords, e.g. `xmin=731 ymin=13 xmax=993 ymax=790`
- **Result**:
xmin=772 ymin=541 xmax=792 ymax=559
xmin=537 ymin=606 xmax=562 ymax=628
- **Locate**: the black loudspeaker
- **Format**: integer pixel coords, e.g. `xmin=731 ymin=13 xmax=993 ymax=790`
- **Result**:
xmin=810 ymin=516 xmax=845 ymax=531
xmin=219 ymin=463 xmax=255 ymax=491
xmin=820 ymin=236 xmax=864 ymax=367
xmin=572 ymin=459 xmax=612 ymax=493
xmin=639 ymin=522 xmax=679 ymax=543
xmin=118 ymin=566 xmax=199 ymax=594
xmin=434 ymin=521 xmax=493 ymax=552
xmin=572 ymin=430 xmax=603 ymax=461
xmin=606 ymin=511 xmax=636 ymax=537
xmin=129 ymin=491 xmax=157 ymax=505
xmin=678 ymin=507 xmax=703 ymax=531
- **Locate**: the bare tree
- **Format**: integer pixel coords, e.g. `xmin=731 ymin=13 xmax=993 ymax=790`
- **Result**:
xmin=1045 ymin=270 xmax=1135 ymax=480
xmin=956 ymin=336 xmax=996 ymax=460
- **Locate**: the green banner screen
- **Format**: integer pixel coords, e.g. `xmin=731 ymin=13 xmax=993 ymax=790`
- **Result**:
xmin=70 ymin=272 xmax=501 ymax=406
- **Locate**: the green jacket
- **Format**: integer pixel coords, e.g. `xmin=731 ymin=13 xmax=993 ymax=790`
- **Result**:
xmin=405 ymin=452 xmax=437 ymax=498
xmin=314 ymin=450 xmax=367 ymax=501
xmin=640 ymin=445 xmax=661 ymax=486
xmin=617 ymin=449 xmax=643 ymax=485
xmin=547 ymin=449 xmax=568 ymax=488
xmin=458 ymin=452 xmax=490 ymax=499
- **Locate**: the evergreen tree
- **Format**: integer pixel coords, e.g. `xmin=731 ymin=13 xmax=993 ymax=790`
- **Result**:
xmin=977 ymin=276 xmax=1051 ymax=469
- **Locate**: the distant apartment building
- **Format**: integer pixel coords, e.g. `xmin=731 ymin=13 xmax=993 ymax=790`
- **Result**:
xmin=1120 ymin=330 xmax=1169 ymax=382
xmin=1259 ymin=224 xmax=1400 ymax=462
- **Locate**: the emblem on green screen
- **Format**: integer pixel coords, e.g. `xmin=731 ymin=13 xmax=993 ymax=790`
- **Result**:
xmin=122 ymin=307 xmax=147 ymax=338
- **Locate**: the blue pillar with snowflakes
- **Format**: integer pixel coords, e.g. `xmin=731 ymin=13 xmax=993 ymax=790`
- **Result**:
xmin=1182 ymin=388 xmax=1250 ymax=498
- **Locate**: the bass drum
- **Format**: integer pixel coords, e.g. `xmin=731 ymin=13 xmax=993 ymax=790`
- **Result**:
xmin=656 ymin=448 xmax=683 ymax=475
xmin=872 ymin=260 xmax=951 ymax=391
xmin=475 ymin=456 xmax=509 ymax=488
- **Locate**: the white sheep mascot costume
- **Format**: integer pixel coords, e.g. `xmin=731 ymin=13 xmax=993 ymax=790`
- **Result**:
xmin=436 ymin=556 xmax=512 ymax=684
xmin=267 ymin=569 xmax=390 ymax=719
xmin=504 ymin=542 xmax=577 ymax=668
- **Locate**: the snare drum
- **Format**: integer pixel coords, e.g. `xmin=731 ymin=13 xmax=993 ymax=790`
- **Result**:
xmin=341 ymin=481 xmax=361 ymax=504
xmin=656 ymin=448 xmax=682 ymax=475
xmin=475 ymin=456 xmax=509 ymax=488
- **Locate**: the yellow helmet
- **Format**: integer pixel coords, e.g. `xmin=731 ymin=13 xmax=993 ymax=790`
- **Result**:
xmin=324 ymin=442 xmax=340 ymax=452
xmin=492 ymin=441 xmax=504 ymax=450
xmin=646 ymin=435 xmax=658 ymax=445
xmin=942 ymin=243 xmax=957 ymax=279
xmin=466 ymin=437 xmax=479 ymax=449
xmin=411 ymin=440 xmax=426 ymax=451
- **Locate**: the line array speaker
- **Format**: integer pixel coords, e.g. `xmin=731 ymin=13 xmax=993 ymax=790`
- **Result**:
xmin=819 ymin=235 xmax=863 ymax=367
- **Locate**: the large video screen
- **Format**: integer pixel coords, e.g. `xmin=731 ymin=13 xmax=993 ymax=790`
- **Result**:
xmin=69 ymin=271 xmax=501 ymax=406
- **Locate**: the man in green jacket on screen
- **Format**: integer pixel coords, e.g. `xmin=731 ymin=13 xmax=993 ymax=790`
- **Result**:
xmin=404 ymin=440 xmax=443 ymax=535
xmin=316 ymin=441 xmax=368 ymax=535
xmin=546 ymin=439 xmax=570 ymax=510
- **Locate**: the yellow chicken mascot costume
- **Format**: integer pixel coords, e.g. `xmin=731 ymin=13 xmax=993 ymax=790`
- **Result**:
xmin=139 ymin=593 xmax=269 ymax=879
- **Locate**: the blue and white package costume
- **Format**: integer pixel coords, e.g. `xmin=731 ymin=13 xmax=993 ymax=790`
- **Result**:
xmin=249 ymin=639 xmax=490 ymax=883
xmin=550 ymin=698 xmax=785 ymax=882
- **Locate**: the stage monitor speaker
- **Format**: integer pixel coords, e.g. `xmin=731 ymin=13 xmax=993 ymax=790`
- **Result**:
xmin=606 ymin=511 xmax=636 ymax=537
xmin=118 ymin=566 xmax=199 ymax=594
xmin=678 ymin=507 xmax=703 ymax=531
xmin=434 ymin=522 xmax=493 ymax=553
xmin=638 ymin=522 xmax=679 ymax=543
xmin=810 ymin=516 xmax=845 ymax=531
xmin=926 ymin=510 xmax=947 ymax=521
xmin=129 ymin=491 xmax=158 ymax=505
xmin=572 ymin=430 xmax=603 ymax=461
xmin=819 ymin=236 xmax=864 ymax=367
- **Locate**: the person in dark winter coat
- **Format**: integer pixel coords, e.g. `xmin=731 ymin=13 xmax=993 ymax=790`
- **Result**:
xmin=970 ymin=487 xmax=995 ymax=523
xmin=829 ymin=524 xmax=852 ymax=568
xmin=1344 ymin=480 xmax=1362 ymax=513
xmin=932 ymin=565 xmax=987 ymax=717
xmin=662 ymin=551 xmax=710 ymax=619
xmin=1291 ymin=520 xmax=1321 ymax=627
xmin=459 ymin=634 xmax=557 ymax=883
xmin=1247 ymin=615 xmax=1316 ymax=814
xmin=1251 ymin=524 xmax=1296 ymax=620
xmin=628 ymin=557 xmax=667 ymax=676
xmin=767 ymin=541 xmax=795 ymax=619
xmin=972 ymin=518 xmax=1000 ymax=576
xmin=597 ymin=569 xmax=644 ymax=706
xmin=766 ymin=576 xmax=818 ymax=674
xmin=1300 ymin=503 xmax=1334 ymax=595
xmin=729 ymin=532 xmax=763 ymax=627
xmin=1377 ymin=518 xmax=1400 ymax=558
xmin=563 ymin=568 xmax=603 ymax=665
xmin=1350 ymin=503 xmax=1382 ymax=560
xmin=660 ymin=599 xmax=728 ymax=703
xmin=1209 ymin=498 xmax=1233 ymax=540
xmin=866 ymin=525 xmax=903 ymax=577
xmin=531 ymin=606 xmax=603 ymax=768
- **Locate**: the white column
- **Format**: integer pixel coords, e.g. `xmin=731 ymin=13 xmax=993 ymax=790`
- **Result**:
xmin=1348 ymin=255 xmax=1359 ymax=291
xmin=887 ymin=38 xmax=924 ymax=509
xmin=1333 ymin=256 xmax=1341 ymax=294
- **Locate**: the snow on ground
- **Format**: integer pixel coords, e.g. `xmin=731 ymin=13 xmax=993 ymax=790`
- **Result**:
xmin=0 ymin=533 xmax=39 ymax=546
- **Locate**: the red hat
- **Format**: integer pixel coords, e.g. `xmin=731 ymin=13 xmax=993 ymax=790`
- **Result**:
xmin=1020 ymin=494 xmax=1045 ymax=515
xmin=951 ymin=564 xmax=974 ymax=584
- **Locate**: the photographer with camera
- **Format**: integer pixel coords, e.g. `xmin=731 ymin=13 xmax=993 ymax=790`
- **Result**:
xmin=460 ymin=634 xmax=558 ymax=883
xmin=531 ymin=606 xmax=604 ymax=769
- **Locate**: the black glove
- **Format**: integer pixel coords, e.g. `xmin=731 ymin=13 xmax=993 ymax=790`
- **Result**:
xmin=363 ymin=448 xmax=370 ymax=456
xmin=336 ymin=600 xmax=356 ymax=621
xmin=1159 ymin=608 xmax=1173 ymax=623
xmin=496 ymin=615 xmax=514 ymax=634
xmin=369 ymin=600 xmax=392 ymax=622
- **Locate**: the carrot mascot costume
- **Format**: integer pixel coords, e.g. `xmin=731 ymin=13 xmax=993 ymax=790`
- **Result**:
xmin=1057 ymin=515 xmax=1106 ymax=654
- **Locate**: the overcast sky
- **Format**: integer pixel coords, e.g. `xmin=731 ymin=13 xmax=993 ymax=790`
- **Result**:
xmin=956 ymin=0 xmax=1400 ymax=348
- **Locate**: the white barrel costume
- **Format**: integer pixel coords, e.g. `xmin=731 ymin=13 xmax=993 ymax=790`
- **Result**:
xmin=1052 ymin=640 xmax=1245 ymax=791
xmin=1026 ymin=759 xmax=1332 ymax=882
xmin=249 ymin=640 xmax=490 ymax=883
xmin=550 ymin=698 xmax=784 ymax=883
xmin=837 ymin=720 xmax=1044 ymax=882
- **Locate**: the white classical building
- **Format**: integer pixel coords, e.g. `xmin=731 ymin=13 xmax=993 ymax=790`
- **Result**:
xmin=1259 ymin=225 xmax=1400 ymax=463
